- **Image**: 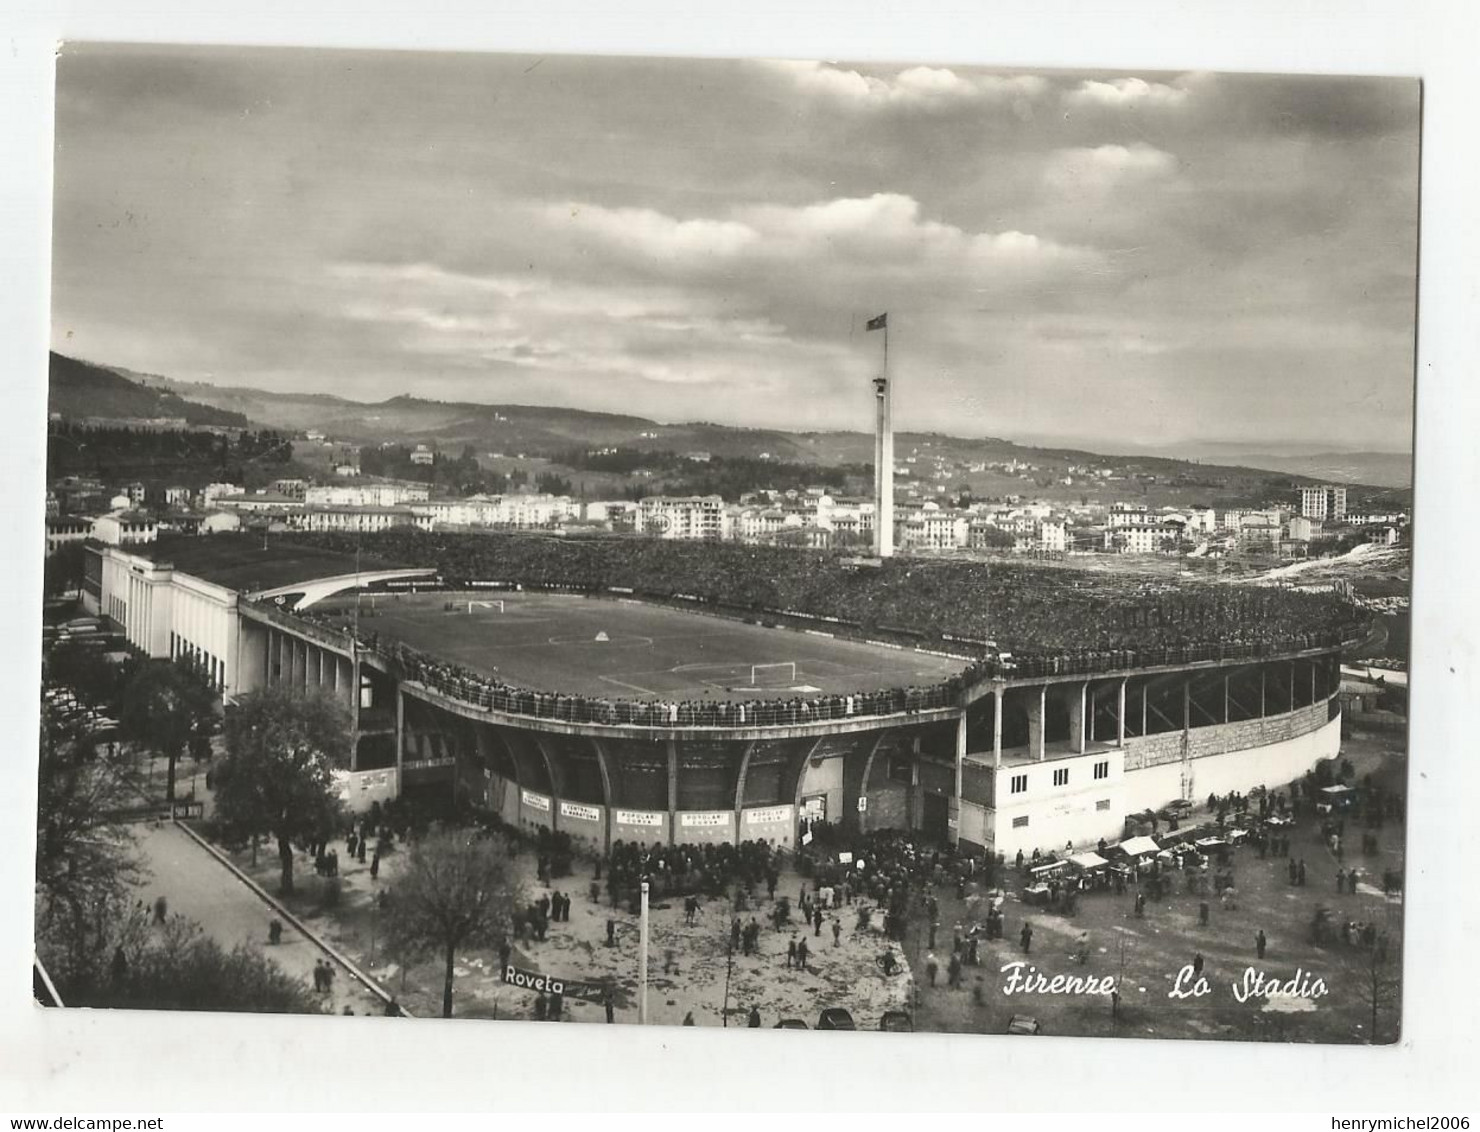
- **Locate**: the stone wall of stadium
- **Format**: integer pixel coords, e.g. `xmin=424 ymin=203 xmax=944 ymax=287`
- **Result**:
xmin=237 ymin=600 xmax=1346 ymax=856
xmin=82 ymin=536 xmax=1355 ymax=856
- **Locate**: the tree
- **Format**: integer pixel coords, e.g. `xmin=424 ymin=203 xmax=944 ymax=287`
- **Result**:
xmin=1363 ymin=932 xmax=1402 ymax=1044
xmin=45 ymin=903 xmax=323 ymax=1014
xmin=118 ymin=660 xmax=218 ymax=803
xmin=381 ymin=826 xmax=525 ymax=1018
xmin=44 ymin=541 xmax=89 ymax=598
xmin=214 ymin=686 xmax=351 ymax=896
xmin=33 ymin=702 xmax=143 ymax=994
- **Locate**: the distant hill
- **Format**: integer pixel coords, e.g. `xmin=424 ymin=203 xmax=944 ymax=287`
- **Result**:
xmin=102 ymin=363 xmax=1412 ymax=510
xmin=49 ymin=353 xmax=249 ymax=428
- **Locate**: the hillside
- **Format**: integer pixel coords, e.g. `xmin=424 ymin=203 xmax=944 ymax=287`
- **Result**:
xmin=90 ymin=364 xmax=1412 ymax=512
xmin=49 ymin=353 xmax=249 ymax=428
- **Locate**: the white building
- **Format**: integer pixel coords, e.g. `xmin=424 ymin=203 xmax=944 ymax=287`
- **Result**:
xmin=45 ymin=516 xmax=92 ymax=555
xmin=410 ymin=445 xmax=436 ymax=466
xmin=200 ymin=510 xmax=243 ymax=535
xmin=1299 ymin=485 xmax=1348 ymax=522
xmin=305 ymin=483 xmax=430 ymax=508
xmin=201 ymin=483 xmax=243 ymax=508
xmin=638 ymin=495 xmax=725 ymax=540
xmin=1105 ymin=523 xmax=1180 ymax=554
xmin=91 ymin=512 xmax=159 ymax=547
xmin=411 ymin=493 xmax=575 ymax=530
xmin=293 ymin=506 xmax=433 ymax=534
xmin=1107 ymin=503 xmax=1150 ymax=528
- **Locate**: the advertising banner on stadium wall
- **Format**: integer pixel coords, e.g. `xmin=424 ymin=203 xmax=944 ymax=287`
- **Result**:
xmin=501 ymin=963 xmax=607 ymax=1005
xmin=679 ymin=811 xmax=731 ymax=828
xmin=744 ymin=805 xmax=793 ymax=826
xmin=521 ymin=790 xmax=551 ymax=812
xmin=615 ymin=809 xmax=664 ymax=827
xmin=560 ymin=801 xmax=601 ymax=823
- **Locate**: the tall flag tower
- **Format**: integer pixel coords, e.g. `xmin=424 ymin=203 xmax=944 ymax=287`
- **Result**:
xmin=867 ymin=312 xmax=893 ymax=558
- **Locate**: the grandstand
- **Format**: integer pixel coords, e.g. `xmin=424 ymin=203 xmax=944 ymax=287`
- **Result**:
xmin=87 ymin=531 xmax=1365 ymax=859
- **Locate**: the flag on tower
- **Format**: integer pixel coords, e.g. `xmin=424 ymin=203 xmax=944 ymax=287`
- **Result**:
xmin=866 ymin=313 xmax=888 ymax=332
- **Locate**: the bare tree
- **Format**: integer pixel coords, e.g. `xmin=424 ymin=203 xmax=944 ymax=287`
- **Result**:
xmin=381 ymin=826 xmax=525 ymax=1018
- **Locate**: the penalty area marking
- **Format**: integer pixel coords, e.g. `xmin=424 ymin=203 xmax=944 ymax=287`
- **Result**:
xmin=597 ymin=674 xmax=661 ymax=696
xmin=546 ymin=633 xmax=655 ymax=647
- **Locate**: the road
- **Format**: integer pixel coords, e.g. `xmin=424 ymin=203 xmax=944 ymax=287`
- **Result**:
xmin=132 ymin=821 xmax=386 ymax=1016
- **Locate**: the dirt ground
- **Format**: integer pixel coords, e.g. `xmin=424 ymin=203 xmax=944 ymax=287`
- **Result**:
xmin=907 ymin=728 xmax=1407 ymax=1044
xmin=220 ymin=835 xmax=913 ymax=1030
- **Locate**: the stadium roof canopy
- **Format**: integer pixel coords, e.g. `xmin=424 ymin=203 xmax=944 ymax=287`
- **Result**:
xmin=125 ymin=534 xmax=412 ymax=593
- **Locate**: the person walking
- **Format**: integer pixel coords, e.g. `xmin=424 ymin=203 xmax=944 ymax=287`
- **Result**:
xmin=796 ymin=938 xmax=810 ymax=973
xmin=1335 ymin=867 xmax=1345 ymax=893
xmin=831 ymin=919 xmax=842 ymax=948
xmin=1192 ymin=952 xmax=1204 ymax=979
xmin=1256 ymin=929 xmax=1267 ymax=959
xmin=604 ymin=987 xmax=616 ymax=1024
xmin=786 ymin=934 xmax=798 ymax=970
xmin=926 ymin=952 xmax=939 ymax=987
xmin=1020 ymin=922 xmax=1033 ymax=954
xmin=1298 ymin=859 xmax=1308 ymax=886
xmin=813 ymin=906 xmax=824 ymax=937
xmin=1135 ymin=892 xmax=1146 ymax=918
xmin=948 ymin=952 xmax=963 ymax=990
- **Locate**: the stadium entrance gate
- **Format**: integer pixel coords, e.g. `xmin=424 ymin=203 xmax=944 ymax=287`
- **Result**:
xmin=921 ymin=791 xmax=950 ymax=844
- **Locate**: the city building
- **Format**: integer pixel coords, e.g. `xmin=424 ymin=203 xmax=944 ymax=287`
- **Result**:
xmin=410 ymin=444 xmax=436 ymax=466
xmin=1299 ymin=485 xmax=1349 ymax=522
xmin=638 ymin=495 xmax=725 ymax=540
xmin=90 ymin=511 xmax=159 ymax=547
xmin=1107 ymin=503 xmax=1150 ymax=528
xmin=293 ymin=506 xmax=434 ymax=534
xmin=44 ymin=515 xmax=92 ymax=555
xmin=305 ymin=483 xmax=431 ymax=508
xmin=1104 ymin=523 xmax=1181 ymax=554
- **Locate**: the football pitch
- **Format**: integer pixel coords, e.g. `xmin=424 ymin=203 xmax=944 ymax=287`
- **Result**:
xmin=314 ymin=591 xmax=967 ymax=701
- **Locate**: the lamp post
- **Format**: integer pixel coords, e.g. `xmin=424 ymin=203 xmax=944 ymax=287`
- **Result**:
xmin=638 ymin=880 xmax=650 ymax=1025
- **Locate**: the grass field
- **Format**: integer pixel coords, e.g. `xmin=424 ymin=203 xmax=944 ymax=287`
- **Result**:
xmin=315 ymin=591 xmax=967 ymax=701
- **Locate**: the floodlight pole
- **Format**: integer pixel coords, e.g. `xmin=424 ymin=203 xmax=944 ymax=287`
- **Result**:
xmin=639 ymin=880 xmax=650 ymax=1025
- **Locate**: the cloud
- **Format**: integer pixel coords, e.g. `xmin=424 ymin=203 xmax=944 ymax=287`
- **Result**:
xmin=528 ymin=192 xmax=1091 ymax=285
xmin=763 ymin=60 xmax=1047 ymax=112
xmin=1064 ymin=76 xmax=1193 ymax=110
xmin=538 ymin=202 xmax=757 ymax=261
xmin=1044 ymin=143 xmax=1180 ymax=192
xmin=328 ymin=262 xmax=822 ymax=387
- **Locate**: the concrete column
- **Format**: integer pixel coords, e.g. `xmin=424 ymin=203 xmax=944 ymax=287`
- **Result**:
xmin=1028 ymin=686 xmax=1046 ymax=761
xmin=1182 ymin=680 xmax=1191 ymax=734
xmin=1310 ymin=660 xmax=1317 ymax=702
xmin=350 ymin=649 xmax=361 ymax=772
xmin=1290 ymin=661 xmax=1296 ymax=712
xmin=666 ymin=739 xmax=679 ymax=841
xmin=1117 ymin=678 xmax=1128 ymax=747
xmin=1068 ymin=681 xmax=1087 ymax=754
xmin=992 ymin=687 xmax=1003 ymax=769
xmin=1224 ymin=674 xmax=1230 ymax=723
xmin=732 ymin=741 xmax=756 ymax=846
xmin=953 ymin=711 xmax=967 ymax=847
xmin=395 ymin=686 xmax=405 ymax=790
xmin=1260 ymin=666 xmax=1267 ymax=718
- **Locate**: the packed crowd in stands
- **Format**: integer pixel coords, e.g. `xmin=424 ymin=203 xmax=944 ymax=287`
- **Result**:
xmin=261 ymin=531 xmax=1368 ymax=729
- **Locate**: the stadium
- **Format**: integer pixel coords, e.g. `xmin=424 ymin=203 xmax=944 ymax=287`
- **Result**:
xmin=82 ymin=529 xmax=1365 ymax=860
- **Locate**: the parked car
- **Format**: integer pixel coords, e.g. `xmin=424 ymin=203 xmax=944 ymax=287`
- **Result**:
xmin=816 ymin=1008 xmax=856 ymax=1031
xmin=1006 ymin=1014 xmax=1042 ymax=1035
xmin=878 ymin=1011 xmax=913 ymax=1032
xmin=773 ymin=1019 xmax=809 ymax=1030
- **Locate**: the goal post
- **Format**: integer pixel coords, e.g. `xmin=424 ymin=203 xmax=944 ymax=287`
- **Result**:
xmin=467 ymin=599 xmax=505 ymax=614
xmin=750 ymin=661 xmax=797 ymax=686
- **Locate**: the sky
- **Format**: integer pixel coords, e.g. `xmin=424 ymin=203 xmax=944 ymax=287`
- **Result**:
xmin=51 ymin=45 xmax=1420 ymax=451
